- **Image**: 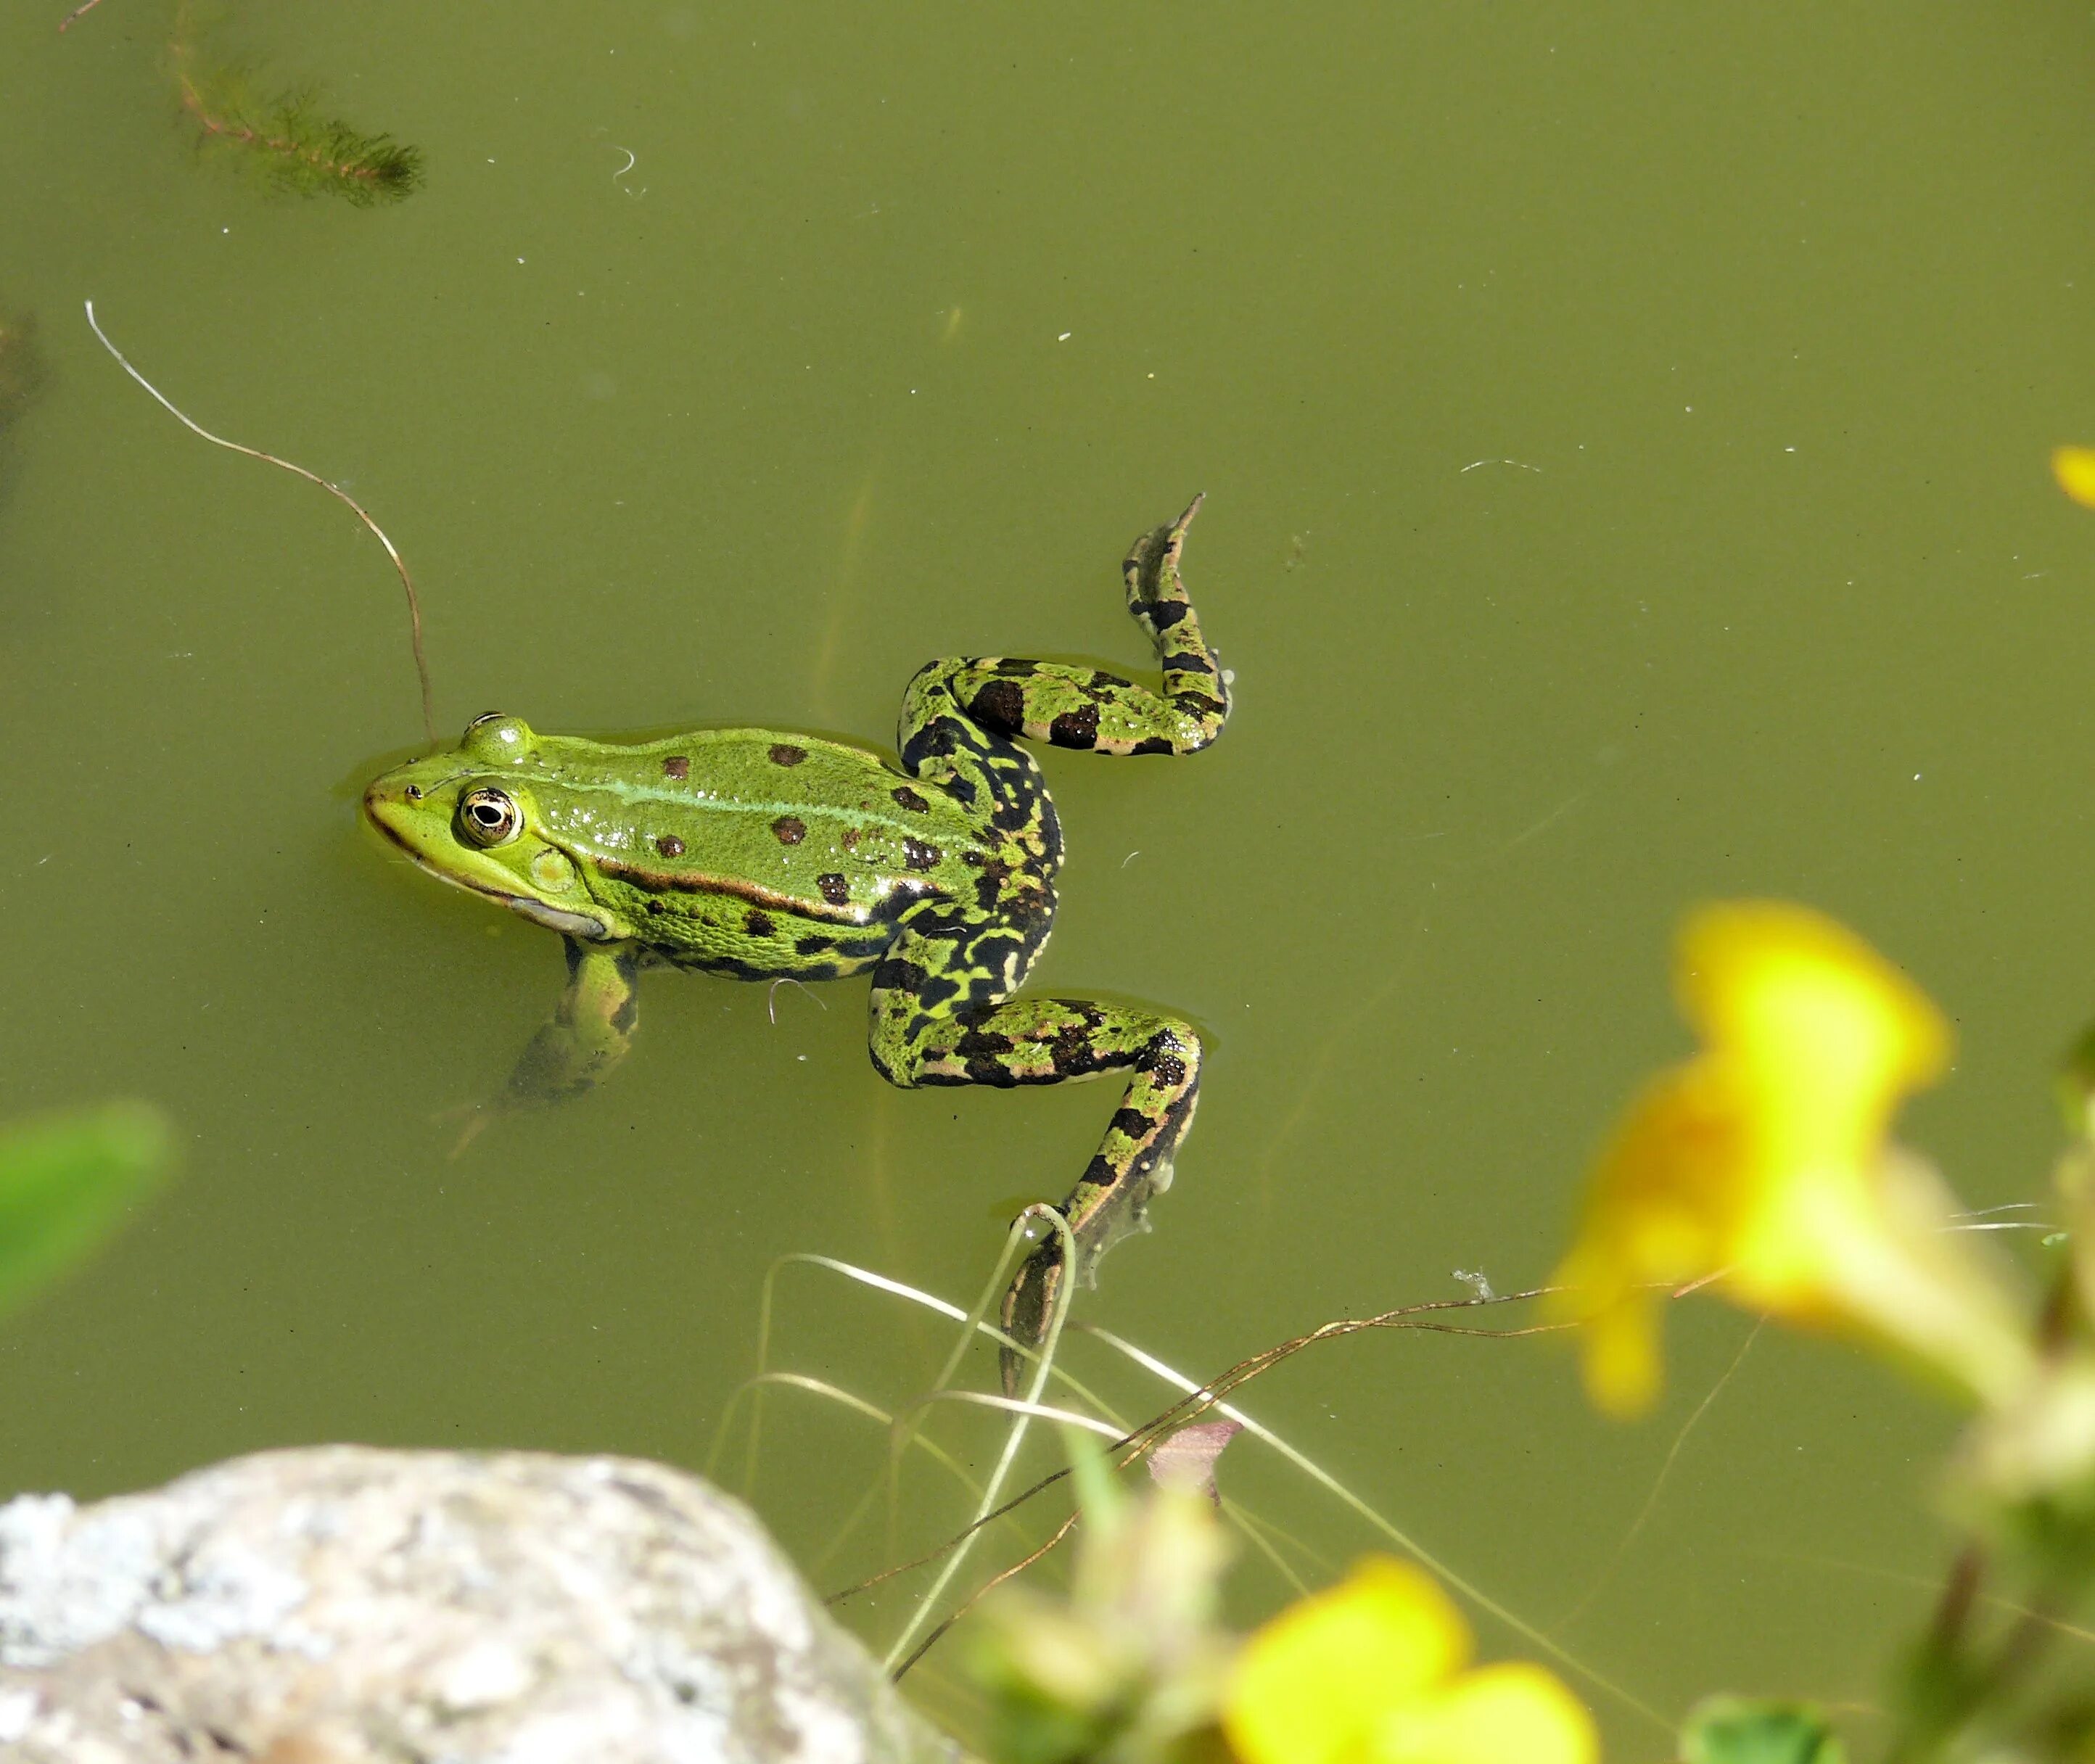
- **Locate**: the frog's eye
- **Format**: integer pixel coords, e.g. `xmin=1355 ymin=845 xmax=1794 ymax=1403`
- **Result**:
xmin=462 ymin=713 xmax=536 ymax=764
xmin=457 ymin=786 xmax=524 ymax=849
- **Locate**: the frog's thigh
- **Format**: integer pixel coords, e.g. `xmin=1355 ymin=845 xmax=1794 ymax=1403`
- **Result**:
xmin=503 ymin=936 xmax=643 ymax=1106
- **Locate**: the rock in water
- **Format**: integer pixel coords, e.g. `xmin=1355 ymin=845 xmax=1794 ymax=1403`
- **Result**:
xmin=0 ymin=1446 xmax=960 ymax=1764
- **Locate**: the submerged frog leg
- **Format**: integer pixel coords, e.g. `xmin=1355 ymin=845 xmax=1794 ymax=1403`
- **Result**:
xmin=504 ymin=934 xmax=643 ymax=1106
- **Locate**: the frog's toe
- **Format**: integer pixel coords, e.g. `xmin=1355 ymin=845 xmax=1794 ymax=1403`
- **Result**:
xmin=437 ymin=1098 xmax=495 ymax=1158
xmin=997 ymin=1235 xmax=1066 ymax=1398
xmin=1124 ymin=497 xmax=1201 ymax=611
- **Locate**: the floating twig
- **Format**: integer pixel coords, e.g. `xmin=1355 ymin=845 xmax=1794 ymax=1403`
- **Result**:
xmin=84 ymin=301 xmax=435 ymax=742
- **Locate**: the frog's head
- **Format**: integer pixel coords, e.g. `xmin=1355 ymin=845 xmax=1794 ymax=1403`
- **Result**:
xmin=363 ymin=713 xmax=633 ymax=941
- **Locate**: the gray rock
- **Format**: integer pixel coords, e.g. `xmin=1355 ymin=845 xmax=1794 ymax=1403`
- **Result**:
xmin=0 ymin=1446 xmax=963 ymax=1764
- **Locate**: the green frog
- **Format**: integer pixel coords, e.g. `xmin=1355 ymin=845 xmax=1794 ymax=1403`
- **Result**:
xmin=363 ymin=498 xmax=1230 ymax=1380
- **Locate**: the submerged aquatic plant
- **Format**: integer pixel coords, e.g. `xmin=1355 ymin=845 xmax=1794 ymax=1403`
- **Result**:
xmin=0 ymin=307 xmax=49 ymax=507
xmin=170 ymin=23 xmax=422 ymax=206
xmin=0 ymin=309 xmax=46 ymax=428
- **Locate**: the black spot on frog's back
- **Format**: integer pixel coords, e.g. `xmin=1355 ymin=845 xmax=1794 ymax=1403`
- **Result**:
xmin=769 ymin=743 xmax=808 ymax=767
xmin=817 ymin=873 xmax=851 ymax=906
xmin=892 ymin=785 xmax=931 ymax=814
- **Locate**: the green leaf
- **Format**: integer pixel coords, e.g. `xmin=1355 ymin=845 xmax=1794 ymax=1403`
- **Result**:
xmin=1682 ymin=1697 xmax=1848 ymax=1764
xmin=0 ymin=1103 xmax=170 ymax=1319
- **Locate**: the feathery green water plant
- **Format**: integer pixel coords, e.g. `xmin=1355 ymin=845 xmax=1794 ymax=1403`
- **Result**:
xmin=171 ymin=24 xmax=422 ymax=207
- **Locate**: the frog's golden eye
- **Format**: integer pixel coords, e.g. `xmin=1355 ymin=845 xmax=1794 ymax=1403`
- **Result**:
xmin=457 ymin=786 xmax=523 ymax=849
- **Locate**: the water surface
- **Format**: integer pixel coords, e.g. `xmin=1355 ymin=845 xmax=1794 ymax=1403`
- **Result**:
xmin=4 ymin=1 xmax=2094 ymax=1747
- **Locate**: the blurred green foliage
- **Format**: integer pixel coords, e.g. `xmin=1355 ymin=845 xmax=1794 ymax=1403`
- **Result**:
xmin=0 ymin=1102 xmax=170 ymax=1320
xmin=1683 ymin=1699 xmax=1849 ymax=1764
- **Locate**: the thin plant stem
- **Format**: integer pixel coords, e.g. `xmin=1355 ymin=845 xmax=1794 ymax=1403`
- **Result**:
xmin=829 ymin=1289 xmax=1577 ymax=1614
xmin=893 ymin=1507 xmax=1085 ymax=1681
xmin=1221 ymin=1498 xmax=1320 ymax=1597
xmin=761 ymin=1251 xmax=1287 ymax=1594
xmin=888 ymin=1390 xmax=1124 ymax=1440
xmin=881 ymin=1205 xmax=1077 ymax=1675
xmin=1079 ymin=1324 xmax=1668 ymax=1732
xmin=1555 ymin=1316 xmax=1765 ymax=1630
xmin=726 ymin=1372 xmax=991 ymax=1512
xmin=83 ymin=301 xmax=435 ymax=743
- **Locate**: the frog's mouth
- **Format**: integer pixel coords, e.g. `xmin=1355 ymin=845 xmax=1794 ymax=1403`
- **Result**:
xmin=409 ymin=849 xmax=612 ymax=940
xmin=363 ymin=782 xmax=612 ymax=941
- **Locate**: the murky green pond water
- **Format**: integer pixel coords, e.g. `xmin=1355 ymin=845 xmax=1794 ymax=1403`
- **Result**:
xmin=7 ymin=1 xmax=2095 ymax=1748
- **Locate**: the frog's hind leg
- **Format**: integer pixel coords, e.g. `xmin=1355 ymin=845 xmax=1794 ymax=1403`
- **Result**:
xmin=868 ymin=910 xmax=1202 ymax=1391
xmin=903 ymin=495 xmax=1231 ymax=766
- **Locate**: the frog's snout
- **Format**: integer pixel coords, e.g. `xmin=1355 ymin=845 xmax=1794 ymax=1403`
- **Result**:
xmin=361 ymin=775 xmax=423 ymax=845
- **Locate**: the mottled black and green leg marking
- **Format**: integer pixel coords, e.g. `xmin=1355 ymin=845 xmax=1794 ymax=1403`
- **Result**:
xmin=927 ymin=495 xmax=1230 ymax=759
xmin=505 ymin=936 xmax=643 ymax=1105
xmin=877 ymin=497 xmax=1228 ymax=1390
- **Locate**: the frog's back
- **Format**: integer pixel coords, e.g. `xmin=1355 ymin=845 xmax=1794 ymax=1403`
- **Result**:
xmin=536 ymin=728 xmax=987 ymax=980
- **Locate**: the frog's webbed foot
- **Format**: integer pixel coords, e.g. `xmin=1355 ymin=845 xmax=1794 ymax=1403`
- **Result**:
xmin=999 ymin=1152 xmax=1179 ymax=1390
xmin=437 ymin=1097 xmax=495 ymax=1159
xmin=447 ymin=936 xmax=642 ymax=1151
xmin=1120 ymin=493 xmax=1230 ymax=752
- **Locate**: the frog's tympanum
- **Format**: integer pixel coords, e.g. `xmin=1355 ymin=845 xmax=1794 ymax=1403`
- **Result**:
xmin=365 ymin=500 xmax=1230 ymax=1380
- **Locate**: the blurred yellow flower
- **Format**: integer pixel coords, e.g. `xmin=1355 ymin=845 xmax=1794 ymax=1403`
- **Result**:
xmin=2053 ymin=445 xmax=2095 ymax=509
xmin=1223 ymin=1557 xmax=1597 ymax=1764
xmin=1550 ymin=902 xmax=2032 ymax=1417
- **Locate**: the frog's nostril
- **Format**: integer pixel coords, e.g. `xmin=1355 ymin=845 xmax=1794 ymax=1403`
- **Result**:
xmin=406 ymin=783 xmax=422 ymax=801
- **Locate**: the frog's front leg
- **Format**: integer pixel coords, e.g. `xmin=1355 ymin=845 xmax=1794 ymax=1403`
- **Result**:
xmin=450 ymin=937 xmax=641 ymax=1152
xmin=493 ymin=933 xmax=642 ymax=1103
xmin=868 ymin=914 xmax=1202 ymax=1391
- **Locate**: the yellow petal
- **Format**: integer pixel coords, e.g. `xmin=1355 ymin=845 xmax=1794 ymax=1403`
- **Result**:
xmin=1575 ymin=1287 xmax=1661 ymax=1418
xmin=1547 ymin=1066 xmax=1741 ymax=1414
xmin=1374 ymin=1663 xmax=1600 ymax=1764
xmin=1675 ymin=903 xmax=1948 ymax=1308
xmin=1676 ymin=903 xmax=1948 ymax=1145
xmin=1225 ymin=1558 xmax=1470 ymax=1764
xmin=1553 ymin=902 xmax=1964 ymax=1414
xmin=2054 ymin=445 xmax=2095 ymax=509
